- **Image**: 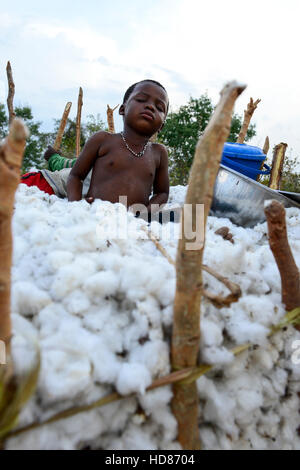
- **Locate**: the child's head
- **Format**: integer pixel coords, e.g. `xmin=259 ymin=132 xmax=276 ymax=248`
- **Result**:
xmin=119 ymin=80 xmax=169 ymax=137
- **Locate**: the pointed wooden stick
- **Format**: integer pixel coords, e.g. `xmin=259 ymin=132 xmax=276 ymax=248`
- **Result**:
xmin=75 ymin=87 xmax=83 ymax=157
xmin=264 ymin=200 xmax=300 ymax=331
xmin=263 ymin=136 xmax=270 ymax=156
xmin=6 ymin=61 xmax=16 ymax=126
xmin=236 ymin=97 xmax=261 ymax=144
xmin=268 ymin=143 xmax=287 ymax=190
xmin=141 ymin=225 xmax=241 ymax=307
xmin=107 ymin=104 xmax=119 ymax=133
xmin=171 ymin=81 xmax=246 ymax=450
xmin=53 ymin=102 xmax=72 ymax=151
xmin=0 ymin=119 xmax=28 ymax=365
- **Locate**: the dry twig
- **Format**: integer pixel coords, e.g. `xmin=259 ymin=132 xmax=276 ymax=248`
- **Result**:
xmin=237 ymin=97 xmax=261 ymax=144
xmin=53 ymin=102 xmax=72 ymax=151
xmin=6 ymin=62 xmax=16 ymax=126
xmin=0 ymin=119 xmax=28 ymax=369
xmin=264 ymin=200 xmax=300 ymax=331
xmin=107 ymin=104 xmax=119 ymax=133
xmin=141 ymin=225 xmax=241 ymax=307
xmin=75 ymin=87 xmax=83 ymax=157
xmin=268 ymin=143 xmax=287 ymax=190
xmin=263 ymin=136 xmax=270 ymax=156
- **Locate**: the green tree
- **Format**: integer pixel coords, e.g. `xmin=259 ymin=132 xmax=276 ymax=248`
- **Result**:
xmin=51 ymin=114 xmax=106 ymax=158
xmin=159 ymin=94 xmax=256 ymax=185
xmin=15 ymin=106 xmax=47 ymax=172
xmin=0 ymin=104 xmax=46 ymax=172
xmin=0 ymin=103 xmax=8 ymax=139
xmin=260 ymin=149 xmax=300 ymax=193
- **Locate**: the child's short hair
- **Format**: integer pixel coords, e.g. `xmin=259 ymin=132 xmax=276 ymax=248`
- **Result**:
xmin=123 ymin=80 xmax=169 ymax=113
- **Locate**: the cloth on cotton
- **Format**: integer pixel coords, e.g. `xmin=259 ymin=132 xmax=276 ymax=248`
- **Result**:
xmin=39 ymin=168 xmax=92 ymax=198
xmin=20 ymin=172 xmax=55 ymax=195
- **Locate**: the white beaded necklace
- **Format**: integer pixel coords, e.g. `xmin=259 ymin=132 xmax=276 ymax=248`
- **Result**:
xmin=120 ymin=132 xmax=149 ymax=158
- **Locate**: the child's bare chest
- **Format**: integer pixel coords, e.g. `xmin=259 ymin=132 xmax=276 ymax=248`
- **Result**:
xmin=95 ymin=146 xmax=158 ymax=181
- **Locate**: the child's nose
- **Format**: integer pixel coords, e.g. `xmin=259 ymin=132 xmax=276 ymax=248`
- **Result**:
xmin=145 ymin=102 xmax=155 ymax=111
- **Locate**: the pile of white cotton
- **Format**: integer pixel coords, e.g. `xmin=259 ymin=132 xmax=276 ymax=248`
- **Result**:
xmin=5 ymin=183 xmax=300 ymax=450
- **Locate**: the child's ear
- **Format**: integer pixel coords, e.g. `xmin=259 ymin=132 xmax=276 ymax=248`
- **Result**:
xmin=119 ymin=104 xmax=125 ymax=116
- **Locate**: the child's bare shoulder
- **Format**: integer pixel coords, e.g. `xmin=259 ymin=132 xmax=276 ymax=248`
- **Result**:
xmin=151 ymin=142 xmax=168 ymax=164
xmin=89 ymin=130 xmax=115 ymax=143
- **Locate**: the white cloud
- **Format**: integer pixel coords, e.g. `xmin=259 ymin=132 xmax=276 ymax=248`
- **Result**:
xmin=0 ymin=1 xmax=300 ymax=158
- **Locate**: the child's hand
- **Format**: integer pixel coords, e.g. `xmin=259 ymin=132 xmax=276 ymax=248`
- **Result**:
xmin=43 ymin=145 xmax=61 ymax=161
xmin=85 ymin=196 xmax=95 ymax=204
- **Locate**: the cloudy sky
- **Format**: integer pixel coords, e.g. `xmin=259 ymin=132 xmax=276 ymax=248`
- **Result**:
xmin=1 ymin=0 xmax=300 ymax=158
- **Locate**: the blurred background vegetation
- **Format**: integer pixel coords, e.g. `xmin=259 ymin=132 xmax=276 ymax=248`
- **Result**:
xmin=0 ymin=92 xmax=299 ymax=192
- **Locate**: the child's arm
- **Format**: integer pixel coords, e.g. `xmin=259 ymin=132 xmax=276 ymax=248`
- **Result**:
xmin=147 ymin=145 xmax=169 ymax=212
xmin=67 ymin=132 xmax=104 ymax=201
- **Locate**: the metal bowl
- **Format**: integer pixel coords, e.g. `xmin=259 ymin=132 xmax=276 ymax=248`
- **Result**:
xmin=211 ymin=165 xmax=300 ymax=227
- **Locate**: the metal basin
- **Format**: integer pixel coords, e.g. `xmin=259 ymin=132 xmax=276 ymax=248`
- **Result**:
xmin=211 ymin=164 xmax=300 ymax=227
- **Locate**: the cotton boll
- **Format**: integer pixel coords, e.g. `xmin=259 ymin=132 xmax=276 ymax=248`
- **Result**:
xmin=200 ymin=319 xmax=223 ymax=347
xmin=13 ymin=236 xmax=29 ymax=264
xmin=11 ymin=314 xmax=39 ymax=376
xmin=251 ymin=348 xmax=278 ymax=370
xmin=38 ymin=349 xmax=93 ymax=404
xmin=119 ymin=258 xmax=168 ymax=302
xmin=47 ymin=251 xmax=74 ymax=271
xmin=84 ymin=270 xmax=120 ymax=299
xmin=63 ymin=289 xmax=91 ymax=315
xmin=90 ymin=344 xmax=122 ymax=384
xmin=36 ymin=303 xmax=70 ymax=339
xmin=11 ymin=281 xmax=51 ymax=316
xmin=51 ymin=257 xmax=97 ymax=300
xmin=156 ymin=277 xmax=176 ymax=307
xmin=29 ymin=222 xmax=52 ymax=246
xmin=116 ymin=363 xmax=152 ymax=395
xmin=201 ymin=346 xmax=234 ymax=365
xmin=136 ymin=297 xmax=163 ymax=329
xmin=228 ymin=317 xmax=269 ymax=345
xmin=139 ymin=387 xmax=173 ymax=414
xmin=203 ymin=388 xmax=238 ymax=437
xmin=161 ymin=305 xmax=173 ymax=328
xmin=106 ymin=423 xmax=157 ymax=450
xmin=236 ymin=388 xmax=264 ymax=413
xmin=129 ymin=340 xmax=170 ymax=376
xmin=6 ymin=426 xmax=75 ymax=451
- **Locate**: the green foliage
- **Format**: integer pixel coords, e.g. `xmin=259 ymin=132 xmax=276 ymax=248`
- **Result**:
xmin=0 ymin=103 xmax=106 ymax=172
xmin=158 ymin=94 xmax=256 ymax=186
xmin=0 ymin=104 xmax=8 ymax=139
xmin=280 ymin=152 xmax=300 ymax=193
xmin=51 ymin=113 xmax=106 ymax=159
xmin=15 ymin=106 xmax=46 ymax=172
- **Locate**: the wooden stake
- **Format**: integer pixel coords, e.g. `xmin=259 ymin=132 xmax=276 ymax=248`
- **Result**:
xmin=53 ymin=102 xmax=72 ymax=151
xmin=6 ymin=61 xmax=16 ymax=126
xmin=236 ymin=97 xmax=261 ymax=144
xmin=256 ymin=136 xmax=270 ymax=182
xmin=171 ymin=81 xmax=246 ymax=450
xmin=75 ymin=88 xmax=83 ymax=157
xmin=268 ymin=143 xmax=287 ymax=190
xmin=0 ymin=119 xmax=28 ymax=355
xmin=263 ymin=136 xmax=270 ymax=156
xmin=264 ymin=200 xmax=300 ymax=331
xmin=107 ymin=104 xmax=119 ymax=133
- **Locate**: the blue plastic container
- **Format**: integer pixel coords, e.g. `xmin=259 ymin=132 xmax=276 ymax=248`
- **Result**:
xmin=221 ymin=142 xmax=271 ymax=180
